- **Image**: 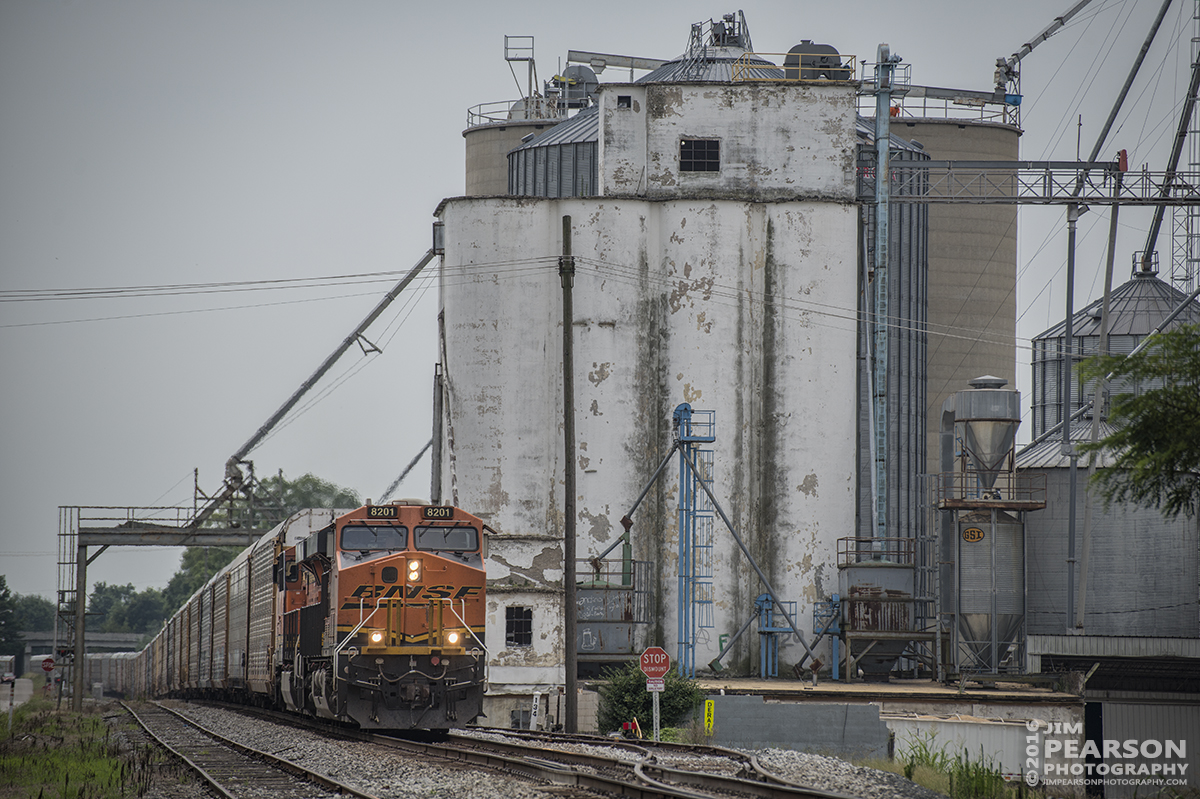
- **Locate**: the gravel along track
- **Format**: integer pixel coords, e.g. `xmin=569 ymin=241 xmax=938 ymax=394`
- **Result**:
xmin=123 ymin=701 xmax=355 ymax=799
xmin=752 ymin=749 xmax=950 ymax=799
xmin=167 ymin=702 xmax=949 ymax=799
xmin=168 ymin=703 xmax=585 ymax=799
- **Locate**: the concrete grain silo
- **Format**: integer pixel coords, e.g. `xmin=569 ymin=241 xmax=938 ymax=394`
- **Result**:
xmin=441 ymin=13 xmax=860 ymax=722
xmin=889 ymin=113 xmax=1020 ymax=478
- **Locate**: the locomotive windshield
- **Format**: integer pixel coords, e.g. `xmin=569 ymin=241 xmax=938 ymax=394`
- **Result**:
xmin=414 ymin=525 xmax=478 ymax=552
xmin=341 ymin=524 xmax=407 ymax=551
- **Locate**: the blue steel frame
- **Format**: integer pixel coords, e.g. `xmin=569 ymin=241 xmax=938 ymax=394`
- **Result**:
xmin=755 ymin=593 xmax=797 ymax=678
xmin=673 ymin=403 xmax=716 ymax=678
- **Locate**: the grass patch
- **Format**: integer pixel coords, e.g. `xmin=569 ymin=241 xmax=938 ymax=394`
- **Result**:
xmin=0 ymin=696 xmax=177 ymax=799
xmin=876 ymin=730 xmax=1034 ymax=799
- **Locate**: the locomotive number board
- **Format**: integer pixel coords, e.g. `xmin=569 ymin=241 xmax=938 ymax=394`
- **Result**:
xmin=366 ymin=505 xmax=399 ymax=519
xmin=422 ymin=506 xmax=455 ymax=520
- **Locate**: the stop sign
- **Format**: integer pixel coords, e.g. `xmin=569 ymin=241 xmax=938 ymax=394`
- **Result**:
xmin=42 ymin=657 xmax=55 ymax=672
xmin=640 ymin=646 xmax=670 ymax=679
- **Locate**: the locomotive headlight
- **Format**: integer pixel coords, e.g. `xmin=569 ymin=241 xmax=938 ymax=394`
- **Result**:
xmin=369 ymin=630 xmax=384 ymax=644
xmin=446 ymin=631 xmax=460 ymax=645
xmin=407 ymin=559 xmax=421 ymax=582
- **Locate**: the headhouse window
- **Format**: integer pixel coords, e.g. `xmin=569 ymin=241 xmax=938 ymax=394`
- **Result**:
xmin=505 ymin=606 xmax=533 ymax=647
xmin=680 ymin=139 xmax=720 ymax=172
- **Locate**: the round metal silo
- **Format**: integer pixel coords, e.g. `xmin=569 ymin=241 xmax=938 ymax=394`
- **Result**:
xmin=956 ymin=508 xmax=1024 ymax=672
xmin=507 ymin=107 xmax=598 ymax=198
xmin=1030 ymin=269 xmax=1200 ymax=438
xmin=855 ymin=127 xmax=928 ymax=542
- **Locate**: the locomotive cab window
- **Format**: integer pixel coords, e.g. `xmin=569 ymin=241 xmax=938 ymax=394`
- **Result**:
xmin=680 ymin=138 xmax=720 ymax=172
xmin=414 ymin=525 xmax=479 ymax=552
xmin=341 ymin=524 xmax=408 ymax=551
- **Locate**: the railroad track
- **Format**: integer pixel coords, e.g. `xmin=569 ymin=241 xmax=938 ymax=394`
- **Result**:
xmin=121 ymin=701 xmax=379 ymax=799
xmin=173 ymin=701 xmax=858 ymax=799
xmin=430 ymin=728 xmax=858 ymax=799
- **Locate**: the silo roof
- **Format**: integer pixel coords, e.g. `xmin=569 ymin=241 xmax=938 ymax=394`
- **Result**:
xmin=1034 ymin=270 xmax=1200 ymax=340
xmin=509 ymin=106 xmax=598 ymax=153
xmin=636 ymin=47 xmax=783 ymax=83
xmin=1016 ymin=419 xmax=1120 ymax=469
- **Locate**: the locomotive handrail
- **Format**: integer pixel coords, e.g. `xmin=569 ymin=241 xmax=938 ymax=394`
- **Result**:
xmin=438 ymin=598 xmax=490 ymax=659
xmin=334 ymin=598 xmax=387 ymax=659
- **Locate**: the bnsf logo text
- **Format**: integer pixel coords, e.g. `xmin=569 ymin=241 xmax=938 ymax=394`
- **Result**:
xmin=341 ymin=584 xmax=481 ymax=608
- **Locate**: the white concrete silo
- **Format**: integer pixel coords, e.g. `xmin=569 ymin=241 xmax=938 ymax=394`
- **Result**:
xmin=439 ymin=15 xmax=861 ymax=721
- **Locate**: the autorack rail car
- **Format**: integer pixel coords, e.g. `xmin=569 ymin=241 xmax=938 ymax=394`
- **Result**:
xmin=99 ymin=503 xmax=489 ymax=730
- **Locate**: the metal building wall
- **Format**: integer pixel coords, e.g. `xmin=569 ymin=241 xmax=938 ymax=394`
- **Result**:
xmin=1018 ymin=435 xmax=1200 ymax=637
xmin=1098 ymin=699 xmax=1199 ymax=797
xmin=509 ymin=142 xmax=597 ymax=198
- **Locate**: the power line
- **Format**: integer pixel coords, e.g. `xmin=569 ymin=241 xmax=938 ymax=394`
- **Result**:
xmin=0 ymin=290 xmax=386 ymax=329
xmin=0 ymin=269 xmax=409 ymax=302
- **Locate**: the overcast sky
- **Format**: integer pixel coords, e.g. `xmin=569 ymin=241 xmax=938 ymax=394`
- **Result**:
xmin=1 ymin=0 xmax=1192 ymax=603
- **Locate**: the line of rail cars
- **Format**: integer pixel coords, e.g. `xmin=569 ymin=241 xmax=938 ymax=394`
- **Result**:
xmin=100 ymin=503 xmax=489 ymax=730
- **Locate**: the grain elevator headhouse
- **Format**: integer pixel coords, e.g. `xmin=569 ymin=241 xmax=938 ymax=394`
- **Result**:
xmin=442 ymin=12 xmax=861 ymax=721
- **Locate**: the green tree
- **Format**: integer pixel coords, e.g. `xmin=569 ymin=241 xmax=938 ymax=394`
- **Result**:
xmin=87 ymin=582 xmax=166 ymax=636
xmin=1078 ymin=323 xmax=1200 ymax=519
xmin=88 ymin=582 xmax=136 ymax=630
xmin=12 ymin=593 xmax=55 ymax=632
xmin=596 ymin=660 xmax=705 ymax=734
xmin=121 ymin=588 xmax=165 ymax=636
xmin=256 ymin=471 xmax=361 ymax=514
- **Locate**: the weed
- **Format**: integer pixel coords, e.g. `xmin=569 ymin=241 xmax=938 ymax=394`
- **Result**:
xmin=0 ymin=696 xmax=174 ymax=798
xmin=889 ymin=729 xmax=1031 ymax=799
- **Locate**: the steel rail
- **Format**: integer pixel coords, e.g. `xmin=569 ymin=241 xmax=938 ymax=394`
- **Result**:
xmin=122 ymin=701 xmax=381 ymax=799
xmin=192 ymin=700 xmax=855 ymax=799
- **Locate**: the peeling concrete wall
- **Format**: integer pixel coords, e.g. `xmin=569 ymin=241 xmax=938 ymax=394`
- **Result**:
xmin=437 ymin=194 xmax=857 ymax=697
xmin=599 ymin=82 xmax=857 ymax=201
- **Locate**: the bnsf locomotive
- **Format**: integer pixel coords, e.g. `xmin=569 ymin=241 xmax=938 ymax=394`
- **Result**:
xmin=102 ymin=503 xmax=488 ymax=730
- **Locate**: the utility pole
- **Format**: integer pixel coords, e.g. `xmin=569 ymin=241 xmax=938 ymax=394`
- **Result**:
xmin=1063 ymin=202 xmax=1084 ymax=631
xmin=560 ymin=215 xmax=578 ymax=733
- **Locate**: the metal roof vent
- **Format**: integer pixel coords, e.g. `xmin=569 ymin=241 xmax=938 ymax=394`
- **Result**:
xmin=968 ymin=375 xmax=1008 ymax=390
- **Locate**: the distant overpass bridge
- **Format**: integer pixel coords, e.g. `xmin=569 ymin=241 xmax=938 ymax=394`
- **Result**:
xmin=12 ymin=631 xmax=143 ymax=675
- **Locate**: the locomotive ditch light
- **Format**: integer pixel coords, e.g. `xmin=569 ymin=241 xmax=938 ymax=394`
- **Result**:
xmin=369 ymin=630 xmax=384 ymax=645
xmin=446 ymin=631 xmax=460 ymax=645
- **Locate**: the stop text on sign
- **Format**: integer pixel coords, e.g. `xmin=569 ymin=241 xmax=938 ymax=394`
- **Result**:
xmin=640 ymin=646 xmax=670 ymax=678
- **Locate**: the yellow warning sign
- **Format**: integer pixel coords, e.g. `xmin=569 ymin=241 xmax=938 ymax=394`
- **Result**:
xmin=704 ymin=699 xmax=714 ymax=734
